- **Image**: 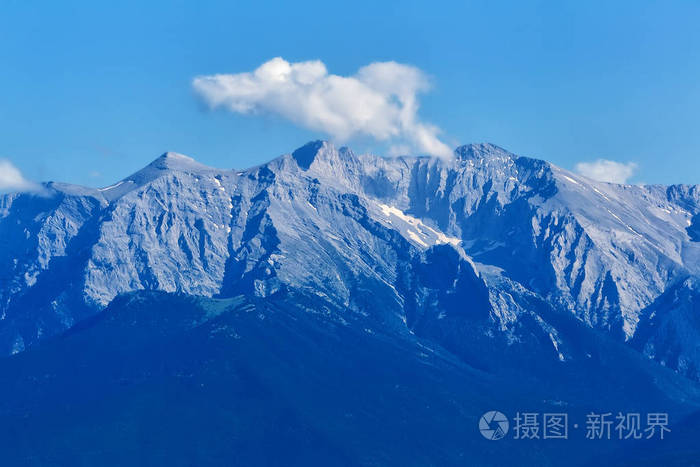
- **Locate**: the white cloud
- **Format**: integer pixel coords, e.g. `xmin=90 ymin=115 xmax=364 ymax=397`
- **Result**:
xmin=193 ymin=57 xmax=453 ymax=158
xmin=0 ymin=159 xmax=39 ymax=193
xmin=574 ymin=159 xmax=638 ymax=184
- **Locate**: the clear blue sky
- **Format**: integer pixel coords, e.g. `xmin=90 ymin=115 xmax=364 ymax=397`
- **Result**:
xmin=1 ymin=0 xmax=699 ymax=186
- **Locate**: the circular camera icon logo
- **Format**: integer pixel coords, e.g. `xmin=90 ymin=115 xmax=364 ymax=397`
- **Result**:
xmin=479 ymin=411 xmax=509 ymax=440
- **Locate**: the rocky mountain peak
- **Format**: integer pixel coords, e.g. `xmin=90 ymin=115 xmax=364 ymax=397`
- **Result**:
xmin=291 ymin=140 xmax=327 ymax=170
xmin=454 ymin=143 xmax=513 ymax=161
xmin=145 ymin=151 xmax=213 ymax=173
xmin=289 ymin=140 xmax=357 ymax=171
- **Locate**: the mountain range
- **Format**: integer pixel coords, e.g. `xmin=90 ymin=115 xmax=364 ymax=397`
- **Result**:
xmin=1 ymin=141 xmax=699 ymax=465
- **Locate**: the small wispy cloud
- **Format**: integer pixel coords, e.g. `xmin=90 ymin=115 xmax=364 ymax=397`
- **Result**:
xmin=192 ymin=57 xmax=453 ymax=158
xmin=574 ymin=159 xmax=638 ymax=184
xmin=0 ymin=159 xmax=39 ymax=193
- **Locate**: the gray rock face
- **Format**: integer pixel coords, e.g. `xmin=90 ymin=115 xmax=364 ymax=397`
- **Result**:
xmin=1 ymin=142 xmax=699 ymax=380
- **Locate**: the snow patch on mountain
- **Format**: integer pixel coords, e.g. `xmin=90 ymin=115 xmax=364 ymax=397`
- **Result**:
xmin=373 ymin=202 xmax=460 ymax=248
